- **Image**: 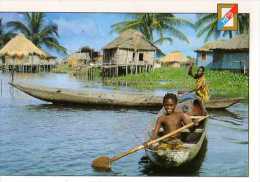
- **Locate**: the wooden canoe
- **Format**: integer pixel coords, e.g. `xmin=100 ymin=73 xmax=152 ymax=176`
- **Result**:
xmin=145 ymin=117 xmax=208 ymax=168
xmin=9 ymin=82 xmax=240 ymax=109
xmin=204 ymin=98 xmax=240 ymax=109
xmin=9 ymin=82 xmax=162 ymax=108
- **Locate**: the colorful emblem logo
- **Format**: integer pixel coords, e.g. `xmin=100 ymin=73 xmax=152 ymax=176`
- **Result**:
xmin=217 ymin=4 xmax=238 ymax=31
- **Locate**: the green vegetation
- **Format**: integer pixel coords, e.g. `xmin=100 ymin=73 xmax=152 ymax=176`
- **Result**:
xmin=52 ymin=64 xmax=71 ymax=73
xmin=195 ymin=13 xmax=249 ymax=42
xmin=106 ymin=67 xmax=248 ymax=99
xmin=112 ymin=13 xmax=194 ymax=44
xmin=0 ymin=18 xmax=15 ymax=48
xmin=7 ymin=13 xmax=67 ymax=54
xmin=73 ymin=67 xmax=101 ymax=80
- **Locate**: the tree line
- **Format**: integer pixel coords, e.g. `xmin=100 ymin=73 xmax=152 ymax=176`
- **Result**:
xmin=0 ymin=13 xmax=249 ymax=56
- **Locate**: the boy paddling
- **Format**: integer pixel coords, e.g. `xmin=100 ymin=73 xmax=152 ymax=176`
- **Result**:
xmin=151 ymin=93 xmax=196 ymax=140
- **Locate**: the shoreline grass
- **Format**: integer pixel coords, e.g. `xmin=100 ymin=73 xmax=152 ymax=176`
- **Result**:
xmin=106 ymin=67 xmax=249 ymax=100
xmin=52 ymin=64 xmax=72 ymax=73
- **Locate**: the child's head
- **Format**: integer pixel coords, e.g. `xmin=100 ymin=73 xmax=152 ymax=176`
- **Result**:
xmin=192 ymin=99 xmax=205 ymax=115
xmin=197 ymin=66 xmax=205 ymax=77
xmin=163 ymin=93 xmax=178 ymax=115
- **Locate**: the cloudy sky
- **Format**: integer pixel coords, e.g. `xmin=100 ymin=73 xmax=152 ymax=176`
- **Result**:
xmin=0 ymin=13 xmax=210 ymax=58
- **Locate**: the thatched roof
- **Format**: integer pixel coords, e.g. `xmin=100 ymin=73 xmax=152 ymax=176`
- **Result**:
xmin=103 ymin=29 xmax=158 ymax=51
xmin=210 ymin=34 xmax=249 ymax=50
xmin=195 ymin=40 xmax=225 ymax=52
xmin=195 ymin=34 xmax=249 ymax=52
xmin=0 ymin=34 xmax=49 ymax=58
xmin=160 ymin=51 xmax=188 ymax=64
xmin=67 ymin=52 xmax=88 ymax=61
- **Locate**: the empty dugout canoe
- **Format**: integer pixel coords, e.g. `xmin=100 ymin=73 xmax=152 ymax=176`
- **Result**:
xmin=9 ymin=82 xmax=240 ymax=109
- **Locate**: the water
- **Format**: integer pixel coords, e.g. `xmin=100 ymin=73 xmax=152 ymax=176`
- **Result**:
xmin=0 ymin=73 xmax=248 ymax=176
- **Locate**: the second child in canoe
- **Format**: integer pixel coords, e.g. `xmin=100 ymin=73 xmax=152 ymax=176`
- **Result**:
xmin=188 ymin=63 xmax=209 ymax=103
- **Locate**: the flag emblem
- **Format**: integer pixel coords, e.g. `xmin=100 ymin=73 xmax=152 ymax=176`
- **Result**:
xmin=217 ymin=4 xmax=238 ymax=31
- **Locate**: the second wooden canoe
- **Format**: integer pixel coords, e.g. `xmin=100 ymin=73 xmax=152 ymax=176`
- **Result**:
xmin=10 ymin=82 xmax=240 ymax=109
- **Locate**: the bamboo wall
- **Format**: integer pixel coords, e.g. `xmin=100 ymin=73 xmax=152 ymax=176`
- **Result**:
xmin=103 ymin=48 xmax=155 ymax=65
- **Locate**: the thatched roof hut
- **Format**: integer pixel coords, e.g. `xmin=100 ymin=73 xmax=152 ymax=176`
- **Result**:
xmin=195 ymin=34 xmax=248 ymax=52
xmin=160 ymin=51 xmax=190 ymax=68
xmin=195 ymin=40 xmax=225 ymax=52
xmin=195 ymin=34 xmax=249 ymax=71
xmin=160 ymin=51 xmax=188 ymax=65
xmin=67 ymin=52 xmax=90 ymax=67
xmin=103 ymin=29 xmax=159 ymax=65
xmin=210 ymin=34 xmax=249 ymax=51
xmin=0 ymin=33 xmax=56 ymax=73
xmin=0 ymin=34 xmax=48 ymax=58
xmin=104 ymin=29 xmax=157 ymax=51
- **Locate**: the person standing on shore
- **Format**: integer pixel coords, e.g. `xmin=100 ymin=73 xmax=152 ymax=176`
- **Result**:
xmin=10 ymin=67 xmax=15 ymax=83
xmin=188 ymin=63 xmax=209 ymax=103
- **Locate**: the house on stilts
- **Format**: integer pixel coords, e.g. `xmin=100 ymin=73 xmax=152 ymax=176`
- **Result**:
xmin=0 ymin=34 xmax=56 ymax=72
xmin=102 ymin=29 xmax=161 ymax=77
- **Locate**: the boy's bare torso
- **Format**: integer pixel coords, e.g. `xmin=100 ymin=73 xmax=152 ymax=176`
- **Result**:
xmin=159 ymin=112 xmax=187 ymax=134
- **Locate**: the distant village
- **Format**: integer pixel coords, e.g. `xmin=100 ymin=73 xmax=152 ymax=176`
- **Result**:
xmin=0 ymin=13 xmax=249 ymax=77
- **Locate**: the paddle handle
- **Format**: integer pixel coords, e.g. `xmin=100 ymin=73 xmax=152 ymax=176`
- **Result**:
xmin=111 ymin=145 xmax=145 ymax=161
xmin=111 ymin=115 xmax=208 ymax=162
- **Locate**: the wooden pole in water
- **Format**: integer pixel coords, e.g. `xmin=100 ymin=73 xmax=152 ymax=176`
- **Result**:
xmin=1 ymin=79 xmax=2 ymax=96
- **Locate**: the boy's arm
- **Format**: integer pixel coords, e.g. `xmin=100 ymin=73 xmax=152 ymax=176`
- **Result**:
xmin=182 ymin=113 xmax=200 ymax=127
xmin=181 ymin=113 xmax=192 ymax=125
xmin=188 ymin=64 xmax=195 ymax=78
xmin=151 ymin=117 xmax=163 ymax=140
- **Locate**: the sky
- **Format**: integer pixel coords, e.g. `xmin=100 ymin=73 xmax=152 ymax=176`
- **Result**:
xmin=0 ymin=13 xmax=208 ymax=59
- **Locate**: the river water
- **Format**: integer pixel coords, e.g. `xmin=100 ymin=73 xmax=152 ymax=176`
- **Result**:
xmin=0 ymin=73 xmax=248 ymax=176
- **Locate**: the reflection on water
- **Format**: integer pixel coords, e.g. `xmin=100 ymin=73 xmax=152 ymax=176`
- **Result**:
xmin=0 ymin=73 xmax=248 ymax=176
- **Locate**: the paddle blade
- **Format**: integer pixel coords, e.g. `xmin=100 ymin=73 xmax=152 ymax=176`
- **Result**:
xmin=92 ymin=156 xmax=112 ymax=171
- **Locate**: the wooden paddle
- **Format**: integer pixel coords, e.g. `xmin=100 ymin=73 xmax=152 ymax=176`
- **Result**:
xmin=91 ymin=115 xmax=209 ymax=171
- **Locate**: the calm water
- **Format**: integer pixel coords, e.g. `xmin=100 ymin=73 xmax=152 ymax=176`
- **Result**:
xmin=0 ymin=73 xmax=248 ymax=176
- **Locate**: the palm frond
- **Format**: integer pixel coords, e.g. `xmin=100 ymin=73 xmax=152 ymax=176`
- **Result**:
xmin=153 ymin=36 xmax=173 ymax=45
xmin=166 ymin=16 xmax=195 ymax=29
xmin=43 ymin=37 xmax=67 ymax=54
xmin=6 ymin=21 xmax=30 ymax=36
xmin=169 ymin=26 xmax=190 ymax=43
xmin=38 ymin=24 xmax=59 ymax=38
xmin=204 ymin=21 xmax=217 ymax=42
xmin=195 ymin=14 xmax=216 ymax=29
xmin=6 ymin=12 xmax=65 ymax=54
xmin=111 ymin=19 xmax=142 ymax=33
xmin=111 ymin=13 xmax=193 ymax=44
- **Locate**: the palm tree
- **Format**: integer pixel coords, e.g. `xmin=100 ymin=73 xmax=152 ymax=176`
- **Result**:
xmin=112 ymin=13 xmax=194 ymax=44
xmin=0 ymin=18 xmax=15 ymax=48
xmin=237 ymin=13 xmax=249 ymax=34
xmin=7 ymin=13 xmax=66 ymax=54
xmin=195 ymin=13 xmax=249 ymax=42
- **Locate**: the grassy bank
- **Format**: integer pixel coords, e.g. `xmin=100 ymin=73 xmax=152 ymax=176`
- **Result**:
xmin=107 ymin=67 xmax=248 ymax=99
xmin=52 ymin=64 xmax=101 ymax=80
xmin=52 ymin=64 xmax=72 ymax=73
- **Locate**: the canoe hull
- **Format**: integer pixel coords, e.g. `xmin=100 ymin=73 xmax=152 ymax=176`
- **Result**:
xmin=10 ymin=82 xmax=240 ymax=109
xmin=145 ymin=121 xmax=207 ymax=168
xmin=10 ymin=82 xmax=162 ymax=108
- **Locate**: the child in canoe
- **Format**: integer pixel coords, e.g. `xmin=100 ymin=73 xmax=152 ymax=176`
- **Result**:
xmin=147 ymin=93 xmax=207 ymax=149
xmin=151 ymin=93 xmax=193 ymax=140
